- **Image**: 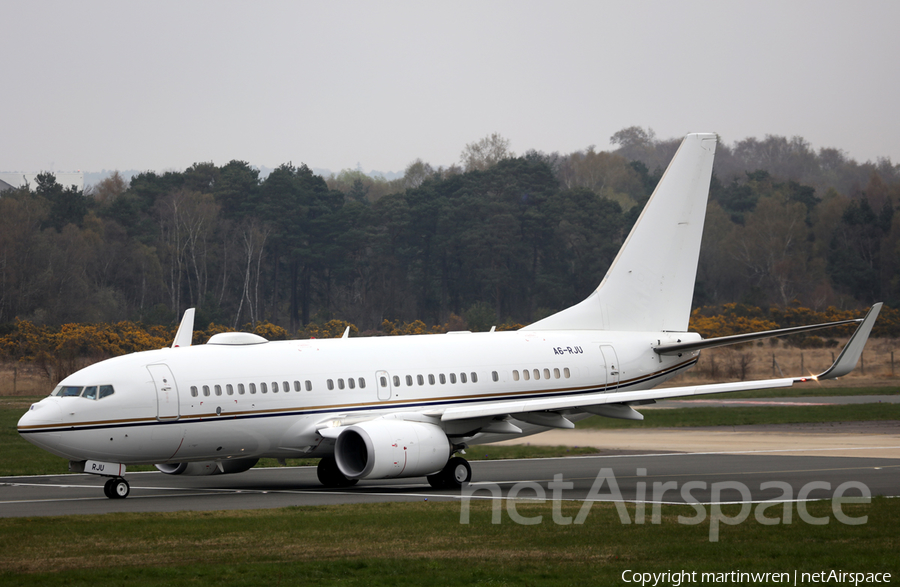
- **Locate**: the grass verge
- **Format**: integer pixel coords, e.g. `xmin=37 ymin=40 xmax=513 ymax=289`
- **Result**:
xmin=0 ymin=500 xmax=896 ymax=584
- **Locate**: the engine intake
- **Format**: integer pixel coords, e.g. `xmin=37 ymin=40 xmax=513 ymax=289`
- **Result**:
xmin=155 ymin=458 xmax=258 ymax=476
xmin=334 ymin=420 xmax=449 ymax=480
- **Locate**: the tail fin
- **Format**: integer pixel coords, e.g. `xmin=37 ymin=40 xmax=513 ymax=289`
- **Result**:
xmin=524 ymin=133 xmax=717 ymax=332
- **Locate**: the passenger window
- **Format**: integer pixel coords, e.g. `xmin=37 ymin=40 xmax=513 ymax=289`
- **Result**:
xmin=554 ymin=368 xmax=560 ymax=379
xmin=271 ymin=382 xmax=278 ymax=393
xmin=82 ymin=386 xmax=98 ymax=400
xmin=203 ymin=385 xmax=211 ymax=396
xmin=533 ymin=369 xmax=540 ymax=380
xmin=338 ymin=379 xmax=345 ymax=390
xmin=305 ymin=380 xmax=312 ymax=391
xmin=523 ymin=370 xmax=530 ymax=381
xmin=417 ymin=375 xmax=424 ymax=386
xmin=471 ymin=372 xmax=478 ymax=383
xmin=512 ymin=370 xmax=519 ymax=381
xmin=564 ymin=368 xmax=570 ymax=378
xmin=406 ymin=375 xmax=413 ymax=386
xmin=249 ymin=383 xmax=257 ymax=394
xmin=226 ymin=384 xmax=234 ymax=395
xmin=380 ymin=376 xmax=388 ymax=388
xmin=348 ymin=378 xmax=355 ymax=389
xmin=428 ymin=374 xmax=435 ymax=385
xmin=294 ymin=381 xmax=301 ymax=392
xmin=449 ymin=373 xmax=457 ymax=384
xmin=392 ymin=375 xmax=400 ymax=387
xmin=461 ymin=372 xmax=467 ymax=383
xmin=327 ymin=379 xmax=334 ymax=391
xmin=359 ymin=378 xmax=366 ymax=389
xmin=238 ymin=383 xmax=245 ymax=395
xmin=99 ymin=385 xmax=115 ymax=399
xmin=543 ymin=369 xmax=550 ymax=379
xmin=439 ymin=374 xmax=446 ymax=384
xmin=491 ymin=371 xmax=498 ymax=382
xmin=191 ymin=386 xmax=199 ymax=398
xmin=283 ymin=381 xmax=289 ymax=392
xmin=215 ymin=385 xmax=222 ymax=396
xmin=261 ymin=382 xmax=268 ymax=394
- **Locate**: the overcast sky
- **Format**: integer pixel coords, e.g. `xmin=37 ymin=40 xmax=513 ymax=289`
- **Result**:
xmin=3 ymin=0 xmax=899 ymax=177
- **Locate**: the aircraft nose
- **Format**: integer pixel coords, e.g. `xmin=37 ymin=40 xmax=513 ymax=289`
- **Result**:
xmin=18 ymin=400 xmax=63 ymax=450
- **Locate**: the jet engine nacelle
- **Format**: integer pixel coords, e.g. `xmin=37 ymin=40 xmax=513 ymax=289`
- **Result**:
xmin=334 ymin=420 xmax=450 ymax=480
xmin=155 ymin=458 xmax=259 ymax=476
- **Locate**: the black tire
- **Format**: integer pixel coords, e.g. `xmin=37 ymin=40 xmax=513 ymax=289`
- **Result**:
xmin=427 ymin=473 xmax=447 ymax=489
xmin=443 ymin=457 xmax=471 ymax=489
xmin=316 ymin=456 xmax=359 ymax=488
xmin=429 ymin=457 xmax=471 ymax=490
xmin=103 ymin=478 xmax=115 ymax=499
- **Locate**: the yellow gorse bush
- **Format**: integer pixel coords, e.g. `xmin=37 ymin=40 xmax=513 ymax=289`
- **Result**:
xmin=2 ymin=302 xmax=893 ymax=384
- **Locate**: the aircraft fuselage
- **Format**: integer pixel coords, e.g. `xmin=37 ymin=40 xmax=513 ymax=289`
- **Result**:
xmin=18 ymin=329 xmax=699 ymax=465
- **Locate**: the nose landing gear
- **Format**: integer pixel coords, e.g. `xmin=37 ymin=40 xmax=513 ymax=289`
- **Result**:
xmin=103 ymin=477 xmax=130 ymax=499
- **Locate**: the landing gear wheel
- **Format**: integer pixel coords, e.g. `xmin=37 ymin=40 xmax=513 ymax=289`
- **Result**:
xmin=426 ymin=472 xmax=447 ymax=489
xmin=113 ymin=478 xmax=130 ymax=499
xmin=104 ymin=477 xmax=130 ymax=499
xmin=316 ymin=456 xmax=359 ymax=488
xmin=428 ymin=456 xmax=471 ymax=490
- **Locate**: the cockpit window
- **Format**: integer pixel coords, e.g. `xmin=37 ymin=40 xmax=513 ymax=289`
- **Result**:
xmin=56 ymin=386 xmax=83 ymax=397
xmin=51 ymin=385 xmax=115 ymax=399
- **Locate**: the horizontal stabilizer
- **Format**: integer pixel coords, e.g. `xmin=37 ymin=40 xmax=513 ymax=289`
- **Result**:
xmin=655 ymin=318 xmax=861 ymax=355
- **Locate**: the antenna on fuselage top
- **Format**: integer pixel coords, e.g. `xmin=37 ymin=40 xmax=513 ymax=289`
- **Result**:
xmin=172 ymin=308 xmax=196 ymax=348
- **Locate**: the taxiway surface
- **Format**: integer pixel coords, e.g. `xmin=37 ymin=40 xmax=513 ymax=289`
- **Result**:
xmin=2 ymin=450 xmax=896 ymax=518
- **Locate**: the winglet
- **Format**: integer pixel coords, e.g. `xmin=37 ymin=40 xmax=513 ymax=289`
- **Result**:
xmin=172 ymin=308 xmax=196 ymax=348
xmin=801 ymin=303 xmax=882 ymax=381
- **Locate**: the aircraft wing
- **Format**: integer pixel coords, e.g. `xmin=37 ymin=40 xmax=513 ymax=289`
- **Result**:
xmin=440 ymin=303 xmax=882 ymax=425
xmin=439 ymin=377 xmax=796 ymax=422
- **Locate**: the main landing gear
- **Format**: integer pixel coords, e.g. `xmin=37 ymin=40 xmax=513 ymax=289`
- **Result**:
xmin=316 ymin=455 xmax=472 ymax=490
xmin=103 ymin=477 xmax=130 ymax=499
xmin=427 ymin=456 xmax=472 ymax=490
xmin=316 ymin=456 xmax=359 ymax=488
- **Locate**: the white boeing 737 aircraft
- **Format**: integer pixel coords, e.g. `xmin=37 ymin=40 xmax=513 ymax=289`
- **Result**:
xmin=18 ymin=134 xmax=882 ymax=499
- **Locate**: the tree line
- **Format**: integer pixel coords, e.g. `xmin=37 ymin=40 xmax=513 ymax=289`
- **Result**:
xmin=0 ymin=127 xmax=897 ymax=334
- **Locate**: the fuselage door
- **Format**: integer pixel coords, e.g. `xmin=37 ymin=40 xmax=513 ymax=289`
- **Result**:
xmin=599 ymin=345 xmax=620 ymax=392
xmin=148 ymin=364 xmax=180 ymax=421
xmin=376 ymin=370 xmax=392 ymax=401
